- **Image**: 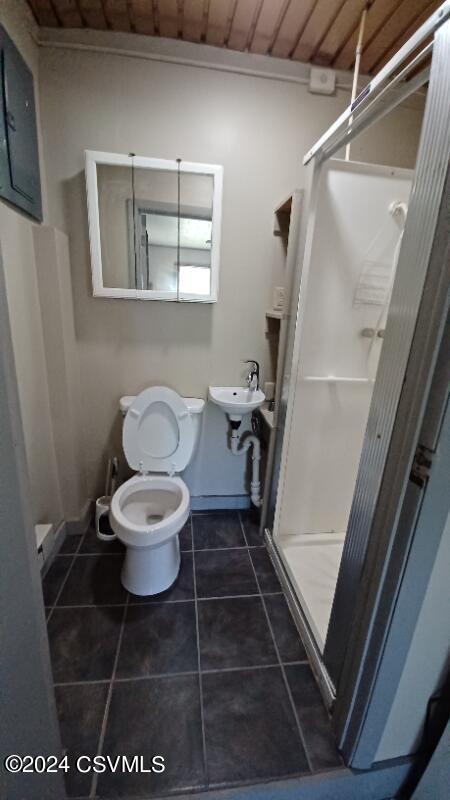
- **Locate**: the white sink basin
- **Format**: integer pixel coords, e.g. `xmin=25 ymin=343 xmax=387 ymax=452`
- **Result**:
xmin=209 ymin=386 xmax=265 ymax=422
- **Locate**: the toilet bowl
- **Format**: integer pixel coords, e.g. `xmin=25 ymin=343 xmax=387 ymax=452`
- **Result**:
xmin=109 ymin=387 xmax=204 ymax=596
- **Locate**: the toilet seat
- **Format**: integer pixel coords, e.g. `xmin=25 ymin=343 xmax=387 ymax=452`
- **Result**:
xmin=123 ymin=386 xmax=194 ymax=475
xmin=109 ymin=385 xmax=201 ymax=596
xmin=110 ymin=474 xmax=189 ymax=548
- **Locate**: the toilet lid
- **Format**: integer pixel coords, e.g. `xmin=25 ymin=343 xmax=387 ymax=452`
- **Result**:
xmin=123 ymin=387 xmax=194 ymax=475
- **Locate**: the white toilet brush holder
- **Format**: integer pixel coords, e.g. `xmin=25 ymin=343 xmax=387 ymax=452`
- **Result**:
xmin=95 ymin=495 xmax=117 ymax=541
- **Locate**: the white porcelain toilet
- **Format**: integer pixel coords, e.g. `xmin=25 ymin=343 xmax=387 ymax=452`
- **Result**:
xmin=109 ymin=386 xmax=204 ymax=596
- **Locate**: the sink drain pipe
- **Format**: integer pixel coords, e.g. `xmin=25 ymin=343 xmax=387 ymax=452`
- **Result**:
xmin=229 ymin=424 xmax=262 ymax=507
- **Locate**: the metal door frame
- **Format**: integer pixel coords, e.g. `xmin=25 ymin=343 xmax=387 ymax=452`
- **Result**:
xmin=267 ymin=1 xmax=450 ymax=769
xmin=342 ymin=302 xmax=450 ymax=769
xmin=324 ymin=15 xmax=450 ymax=689
xmin=324 ymin=12 xmax=450 ymax=687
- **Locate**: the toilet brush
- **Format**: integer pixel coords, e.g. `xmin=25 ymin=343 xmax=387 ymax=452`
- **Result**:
xmin=96 ymin=457 xmax=120 ymax=541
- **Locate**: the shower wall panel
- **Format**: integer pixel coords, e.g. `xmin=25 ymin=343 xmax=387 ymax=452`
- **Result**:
xmin=278 ymin=160 xmax=412 ymax=538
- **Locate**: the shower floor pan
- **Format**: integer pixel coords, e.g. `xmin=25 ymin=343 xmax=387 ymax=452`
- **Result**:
xmin=277 ymin=533 xmax=345 ymax=652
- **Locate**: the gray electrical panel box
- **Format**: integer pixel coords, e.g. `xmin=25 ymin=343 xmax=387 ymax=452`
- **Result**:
xmin=0 ymin=25 xmax=42 ymax=221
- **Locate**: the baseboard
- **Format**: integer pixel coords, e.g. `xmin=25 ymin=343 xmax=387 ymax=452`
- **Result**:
xmin=41 ymin=501 xmax=93 ymax=577
xmin=53 ymin=518 xmax=66 ymax=550
xmin=66 ymin=499 xmax=93 ymax=536
xmin=191 ymin=495 xmax=251 ymax=511
xmin=40 ymin=518 xmax=66 ymax=576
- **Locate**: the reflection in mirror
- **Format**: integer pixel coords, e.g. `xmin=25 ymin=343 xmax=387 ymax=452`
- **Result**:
xmin=132 ymin=169 xmax=213 ymax=296
xmin=97 ymin=164 xmax=213 ymax=296
xmin=97 ymin=164 xmax=134 ymax=290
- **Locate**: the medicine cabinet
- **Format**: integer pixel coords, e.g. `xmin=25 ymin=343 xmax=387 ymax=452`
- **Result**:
xmin=85 ymin=150 xmax=223 ymax=302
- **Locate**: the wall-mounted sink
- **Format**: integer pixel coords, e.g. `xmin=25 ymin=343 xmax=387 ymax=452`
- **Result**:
xmin=209 ymin=386 xmax=265 ymax=422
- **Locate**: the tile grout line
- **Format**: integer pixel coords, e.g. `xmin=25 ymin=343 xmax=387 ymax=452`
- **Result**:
xmin=53 ymin=678 xmax=112 ymax=688
xmin=238 ymin=511 xmax=265 ymax=549
xmin=46 ymin=529 xmax=87 ymax=624
xmin=241 ymin=516 xmax=314 ymax=775
xmin=258 ymin=596 xmax=314 ymax=773
xmin=56 ymin=551 xmax=124 ymax=558
xmin=201 ymin=662 xmax=303 ymax=674
xmin=191 ymin=513 xmax=209 ymax=789
xmin=44 ymin=590 xmax=284 ymax=613
xmin=56 ymin=545 xmax=264 ymax=558
xmin=196 ymin=544 xmax=264 ymax=551
xmin=52 ymin=660 xmax=312 ymax=688
xmin=238 ymin=511 xmax=250 ymax=548
xmin=53 ymin=671 xmax=199 ymax=688
xmin=89 ymin=594 xmax=130 ymax=799
xmin=189 ymin=511 xmax=194 ymax=555
xmin=197 ymin=590 xmax=282 ymax=600
xmin=47 ymin=602 xmax=130 ymax=610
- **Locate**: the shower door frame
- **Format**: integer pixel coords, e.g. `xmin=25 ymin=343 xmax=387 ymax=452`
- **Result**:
xmin=266 ymin=2 xmax=450 ymax=769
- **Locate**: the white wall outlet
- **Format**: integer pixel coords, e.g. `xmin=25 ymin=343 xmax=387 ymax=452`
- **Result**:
xmin=273 ymin=286 xmax=285 ymax=310
xmin=309 ymin=67 xmax=336 ymax=96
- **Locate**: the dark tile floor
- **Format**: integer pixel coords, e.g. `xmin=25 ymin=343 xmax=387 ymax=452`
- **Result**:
xmin=42 ymin=510 xmax=342 ymax=799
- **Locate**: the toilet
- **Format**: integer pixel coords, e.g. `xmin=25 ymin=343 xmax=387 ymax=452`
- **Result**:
xmin=109 ymin=386 xmax=204 ymax=596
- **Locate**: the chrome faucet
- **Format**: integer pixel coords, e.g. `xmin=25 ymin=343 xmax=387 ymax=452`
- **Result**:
xmin=244 ymin=360 xmax=260 ymax=392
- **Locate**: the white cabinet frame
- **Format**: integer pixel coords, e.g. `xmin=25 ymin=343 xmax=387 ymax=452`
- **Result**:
xmin=85 ymin=150 xmax=223 ymax=302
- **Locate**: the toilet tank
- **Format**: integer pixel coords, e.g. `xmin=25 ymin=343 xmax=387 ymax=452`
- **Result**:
xmin=119 ymin=394 xmax=204 ymax=466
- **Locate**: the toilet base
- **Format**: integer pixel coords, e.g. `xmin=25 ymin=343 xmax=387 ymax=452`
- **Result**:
xmin=121 ymin=535 xmax=181 ymax=596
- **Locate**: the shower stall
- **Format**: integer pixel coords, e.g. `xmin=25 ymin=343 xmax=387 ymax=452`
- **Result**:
xmin=273 ymin=159 xmax=412 ymax=652
xmin=263 ymin=2 xmax=450 ymax=762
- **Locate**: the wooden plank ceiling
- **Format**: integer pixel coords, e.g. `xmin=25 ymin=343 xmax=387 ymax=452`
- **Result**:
xmin=28 ymin=0 xmax=440 ymax=73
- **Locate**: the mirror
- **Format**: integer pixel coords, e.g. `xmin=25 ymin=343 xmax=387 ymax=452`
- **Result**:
xmin=86 ymin=152 xmax=222 ymax=302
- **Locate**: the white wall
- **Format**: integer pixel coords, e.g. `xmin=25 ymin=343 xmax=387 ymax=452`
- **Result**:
xmin=0 ymin=207 xmax=63 ymax=527
xmin=0 ymin=2 xmax=89 ymax=528
xmin=33 ymin=227 xmax=87 ymax=520
xmin=38 ymin=36 xmax=424 ymax=502
xmin=0 ymin=1 xmax=64 ymax=528
xmin=278 ymin=161 xmax=412 ymax=536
